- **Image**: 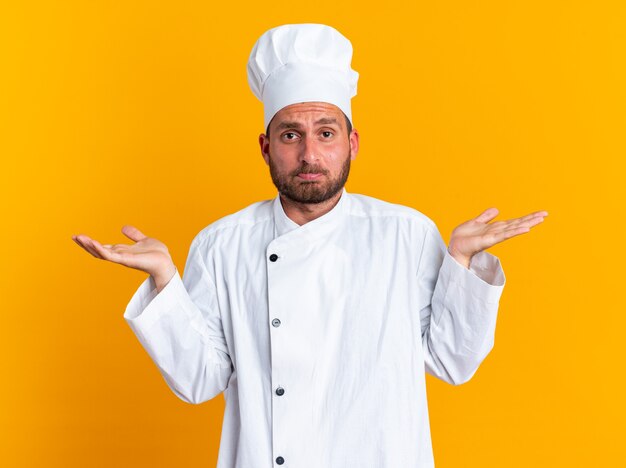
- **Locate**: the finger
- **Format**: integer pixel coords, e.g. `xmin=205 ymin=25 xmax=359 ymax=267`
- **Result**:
xmin=499 ymin=212 xmax=547 ymax=230
xmin=122 ymin=225 xmax=148 ymax=243
xmin=73 ymin=235 xmax=93 ymax=253
xmin=72 ymin=236 xmax=91 ymax=253
xmin=503 ymin=229 xmax=529 ymax=243
xmin=526 ymin=216 xmax=546 ymax=227
xmin=484 ymin=213 xmax=547 ymax=241
xmin=76 ymin=236 xmax=103 ymax=259
xmin=91 ymin=239 xmax=118 ymax=261
xmin=72 ymin=234 xmax=85 ymax=244
xmin=475 ymin=207 xmax=499 ymax=224
xmin=487 ymin=227 xmax=531 ymax=246
xmin=502 ymin=218 xmax=543 ymax=237
xmin=509 ymin=216 xmax=546 ymax=231
xmin=511 ymin=210 xmax=549 ymax=224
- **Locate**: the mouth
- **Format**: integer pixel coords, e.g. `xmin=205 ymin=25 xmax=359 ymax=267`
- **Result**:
xmin=296 ymin=173 xmax=323 ymax=180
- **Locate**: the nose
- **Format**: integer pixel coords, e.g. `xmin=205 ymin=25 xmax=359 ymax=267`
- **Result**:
xmin=298 ymin=134 xmax=321 ymax=164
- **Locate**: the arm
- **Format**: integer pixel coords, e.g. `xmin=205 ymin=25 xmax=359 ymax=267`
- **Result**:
xmin=123 ymin=235 xmax=233 ymax=404
xmin=417 ymin=223 xmax=506 ymax=385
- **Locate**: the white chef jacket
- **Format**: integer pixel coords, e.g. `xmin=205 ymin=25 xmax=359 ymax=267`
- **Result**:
xmin=124 ymin=188 xmax=505 ymax=468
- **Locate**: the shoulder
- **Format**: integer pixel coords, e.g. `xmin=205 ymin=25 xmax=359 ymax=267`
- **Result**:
xmin=190 ymin=198 xmax=274 ymax=247
xmin=345 ymin=192 xmax=438 ymax=230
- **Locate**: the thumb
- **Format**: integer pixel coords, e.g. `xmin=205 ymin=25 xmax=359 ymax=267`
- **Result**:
xmin=121 ymin=225 xmax=148 ymax=242
xmin=474 ymin=207 xmax=499 ymax=224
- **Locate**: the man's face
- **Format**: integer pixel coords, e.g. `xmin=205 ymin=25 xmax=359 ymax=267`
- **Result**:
xmin=258 ymin=102 xmax=359 ymax=204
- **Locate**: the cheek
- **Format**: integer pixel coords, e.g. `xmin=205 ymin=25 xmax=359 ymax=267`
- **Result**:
xmin=272 ymin=145 xmax=301 ymax=163
xmin=326 ymin=143 xmax=350 ymax=163
xmin=269 ymin=149 xmax=298 ymax=173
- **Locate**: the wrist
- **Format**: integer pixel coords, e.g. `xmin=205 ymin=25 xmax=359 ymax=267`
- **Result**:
xmin=152 ymin=263 xmax=177 ymax=293
xmin=447 ymin=246 xmax=472 ymax=269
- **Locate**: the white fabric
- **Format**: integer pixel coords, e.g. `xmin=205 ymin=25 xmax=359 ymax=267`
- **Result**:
xmin=247 ymin=23 xmax=359 ymax=129
xmin=124 ymin=189 xmax=506 ymax=468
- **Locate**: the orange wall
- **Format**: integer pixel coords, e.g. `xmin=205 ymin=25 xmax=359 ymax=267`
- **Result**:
xmin=2 ymin=1 xmax=624 ymax=466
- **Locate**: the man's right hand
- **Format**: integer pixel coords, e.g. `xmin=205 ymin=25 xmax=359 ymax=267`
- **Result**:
xmin=72 ymin=225 xmax=177 ymax=292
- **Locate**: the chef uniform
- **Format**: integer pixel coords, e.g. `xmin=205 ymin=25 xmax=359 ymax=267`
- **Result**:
xmin=123 ymin=24 xmax=506 ymax=468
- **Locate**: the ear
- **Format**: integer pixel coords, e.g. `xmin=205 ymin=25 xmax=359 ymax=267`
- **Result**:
xmin=349 ymin=128 xmax=359 ymax=161
xmin=258 ymin=133 xmax=270 ymax=165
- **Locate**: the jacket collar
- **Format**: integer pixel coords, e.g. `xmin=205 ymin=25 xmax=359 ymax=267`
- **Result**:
xmin=272 ymin=188 xmax=350 ymax=244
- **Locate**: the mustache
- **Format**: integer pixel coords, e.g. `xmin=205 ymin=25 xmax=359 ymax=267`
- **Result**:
xmin=291 ymin=166 xmax=328 ymax=176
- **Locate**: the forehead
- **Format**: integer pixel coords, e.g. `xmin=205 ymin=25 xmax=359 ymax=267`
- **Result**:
xmin=270 ymin=102 xmax=345 ymax=130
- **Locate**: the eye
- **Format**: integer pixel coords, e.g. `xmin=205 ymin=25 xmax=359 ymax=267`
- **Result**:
xmin=282 ymin=132 xmax=299 ymax=141
xmin=321 ymin=131 xmax=334 ymax=138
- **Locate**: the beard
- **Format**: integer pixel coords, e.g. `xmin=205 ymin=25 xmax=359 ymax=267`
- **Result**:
xmin=268 ymin=153 xmax=351 ymax=204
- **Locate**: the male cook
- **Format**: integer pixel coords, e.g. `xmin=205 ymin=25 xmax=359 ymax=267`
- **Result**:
xmin=73 ymin=23 xmax=548 ymax=468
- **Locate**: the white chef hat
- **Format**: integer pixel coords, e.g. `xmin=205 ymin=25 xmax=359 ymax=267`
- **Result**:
xmin=247 ymin=23 xmax=359 ymax=130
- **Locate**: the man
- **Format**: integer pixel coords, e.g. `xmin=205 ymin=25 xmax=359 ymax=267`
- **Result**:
xmin=72 ymin=23 xmax=547 ymax=468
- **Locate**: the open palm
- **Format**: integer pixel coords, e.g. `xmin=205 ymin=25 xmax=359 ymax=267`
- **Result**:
xmin=72 ymin=225 xmax=174 ymax=277
xmin=448 ymin=208 xmax=548 ymax=263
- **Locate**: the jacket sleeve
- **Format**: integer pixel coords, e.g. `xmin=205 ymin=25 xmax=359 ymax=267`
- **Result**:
xmin=417 ymin=221 xmax=506 ymax=385
xmin=123 ymin=235 xmax=233 ymax=404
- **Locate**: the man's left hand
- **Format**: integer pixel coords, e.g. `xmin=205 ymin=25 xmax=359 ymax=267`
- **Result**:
xmin=447 ymin=208 xmax=548 ymax=268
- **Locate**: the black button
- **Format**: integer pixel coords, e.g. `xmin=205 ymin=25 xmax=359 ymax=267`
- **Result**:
xmin=275 ymin=387 xmax=285 ymax=396
xmin=276 ymin=456 xmax=285 ymax=465
xmin=272 ymin=318 xmax=281 ymax=327
xmin=269 ymin=253 xmax=279 ymax=262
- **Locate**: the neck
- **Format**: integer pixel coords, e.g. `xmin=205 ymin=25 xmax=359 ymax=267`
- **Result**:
xmin=280 ymin=190 xmax=344 ymax=226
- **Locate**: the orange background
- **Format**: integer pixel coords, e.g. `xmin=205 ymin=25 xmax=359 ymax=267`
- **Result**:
xmin=2 ymin=1 xmax=625 ymax=467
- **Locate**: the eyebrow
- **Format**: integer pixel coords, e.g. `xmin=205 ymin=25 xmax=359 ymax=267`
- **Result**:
xmin=275 ymin=117 xmax=340 ymax=131
xmin=314 ymin=117 xmax=339 ymax=126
